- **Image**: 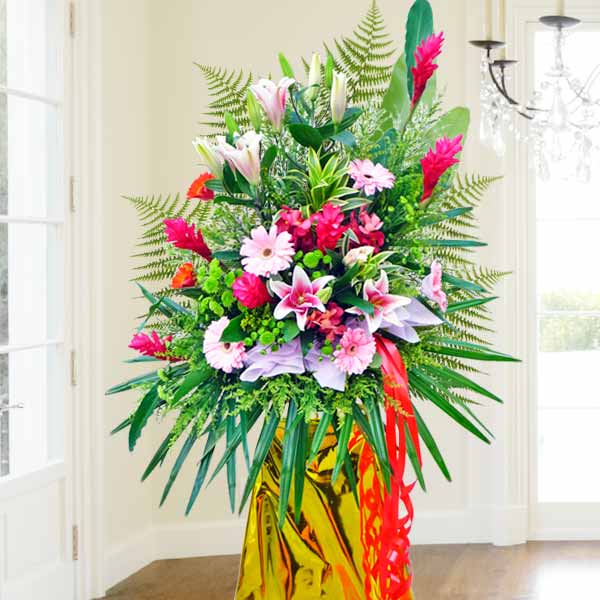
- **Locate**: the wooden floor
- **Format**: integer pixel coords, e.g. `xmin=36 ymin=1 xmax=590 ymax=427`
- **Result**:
xmin=100 ymin=542 xmax=600 ymax=599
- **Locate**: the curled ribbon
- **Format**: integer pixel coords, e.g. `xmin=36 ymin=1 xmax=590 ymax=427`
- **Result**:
xmin=353 ymin=335 xmax=421 ymax=600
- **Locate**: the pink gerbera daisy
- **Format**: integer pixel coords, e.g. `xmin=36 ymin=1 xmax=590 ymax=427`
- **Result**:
xmin=203 ymin=317 xmax=246 ymax=373
xmin=348 ymin=159 xmax=396 ymax=197
xmin=240 ymin=225 xmax=295 ymax=277
xmin=333 ymin=327 xmax=376 ymax=375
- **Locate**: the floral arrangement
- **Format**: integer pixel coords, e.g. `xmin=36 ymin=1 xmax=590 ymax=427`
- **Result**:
xmin=109 ymin=1 xmax=516 ymax=595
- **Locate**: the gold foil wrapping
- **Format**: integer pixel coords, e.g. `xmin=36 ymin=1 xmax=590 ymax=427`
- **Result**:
xmin=235 ymin=424 xmax=413 ymax=600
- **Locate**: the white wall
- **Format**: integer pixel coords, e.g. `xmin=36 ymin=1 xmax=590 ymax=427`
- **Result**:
xmin=97 ymin=0 xmax=520 ymax=592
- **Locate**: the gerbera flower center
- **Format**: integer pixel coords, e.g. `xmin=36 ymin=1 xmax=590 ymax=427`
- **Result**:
xmin=348 ymin=344 xmax=358 ymax=355
xmin=223 ymin=342 xmax=232 ymax=352
xmin=262 ymin=248 xmax=273 ymax=258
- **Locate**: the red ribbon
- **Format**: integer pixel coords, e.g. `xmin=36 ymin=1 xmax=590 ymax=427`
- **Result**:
xmin=354 ymin=335 xmax=421 ymax=600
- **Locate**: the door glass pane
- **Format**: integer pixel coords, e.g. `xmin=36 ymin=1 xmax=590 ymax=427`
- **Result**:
xmin=1 ymin=94 xmax=63 ymax=219
xmin=3 ymin=0 xmax=62 ymax=99
xmin=536 ymin=28 xmax=600 ymax=503
xmin=0 ymin=222 xmax=63 ymax=347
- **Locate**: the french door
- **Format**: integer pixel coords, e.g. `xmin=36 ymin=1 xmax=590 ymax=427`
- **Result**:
xmin=0 ymin=1 xmax=75 ymax=598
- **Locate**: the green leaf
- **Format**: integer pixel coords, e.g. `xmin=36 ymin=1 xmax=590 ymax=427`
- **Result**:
xmin=213 ymin=196 xmax=254 ymax=207
xmin=288 ymin=123 xmax=324 ymax=149
xmin=261 ymin=145 xmax=278 ymax=171
xmin=205 ymin=178 xmax=225 ymax=192
xmin=124 ymin=356 xmax=160 ymax=364
xmin=160 ymin=427 xmax=198 ymax=507
xmin=425 ymin=338 xmax=520 ymax=362
xmin=240 ymin=412 xmax=251 ymax=471
xmin=405 ymin=421 xmax=426 ymax=491
xmin=308 ymin=413 xmax=332 ymax=464
xmin=185 ymin=426 xmax=218 ymax=515
xmin=211 ymin=250 xmax=240 ymax=262
xmin=409 ymin=370 xmax=491 ymax=444
xmin=382 ymin=54 xmax=410 ymax=128
xmin=220 ymin=315 xmax=245 ymax=343
xmin=282 ymin=320 xmax=300 ymax=343
xmin=278 ymin=52 xmax=295 ymax=78
xmin=226 ymin=415 xmax=237 ymax=512
xmin=337 ymin=291 xmax=374 ymax=316
xmin=173 ymin=369 xmax=209 ymax=403
xmin=142 ymin=424 xmax=182 ymax=482
xmin=224 ymin=111 xmax=239 ymax=136
xmin=324 ymin=53 xmax=334 ymax=88
xmin=318 ymin=108 xmax=362 ymax=138
xmin=332 ymin=415 xmax=353 ymax=484
xmin=279 ymin=401 xmax=299 ymax=527
xmin=405 ymin=0 xmax=434 ymax=98
xmin=239 ymin=411 xmax=280 ymax=511
xmin=111 ymin=416 xmax=132 ymax=435
xmin=426 ymin=107 xmax=471 ymax=147
xmin=333 ymin=263 xmax=360 ymax=290
xmin=128 ymin=386 xmax=161 ymax=451
xmin=293 ymin=419 xmax=308 ymax=522
xmin=418 ymin=206 xmax=473 ymax=227
xmin=419 ymin=364 xmax=502 ymax=403
xmin=413 ymin=404 xmax=451 ymax=481
xmin=446 ymin=296 xmax=498 ymax=314
xmin=364 ymin=399 xmax=391 ymax=489
xmin=443 ymin=272 xmax=487 ymax=294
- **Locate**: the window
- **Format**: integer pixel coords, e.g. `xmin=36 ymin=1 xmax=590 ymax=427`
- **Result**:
xmin=0 ymin=0 xmax=66 ymax=478
xmin=536 ymin=28 xmax=600 ymax=502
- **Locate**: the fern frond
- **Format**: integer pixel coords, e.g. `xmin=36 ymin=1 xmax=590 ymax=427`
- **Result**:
xmin=196 ymin=64 xmax=253 ymax=134
xmin=328 ymin=1 xmax=395 ymax=105
xmin=127 ymin=194 xmax=213 ymax=287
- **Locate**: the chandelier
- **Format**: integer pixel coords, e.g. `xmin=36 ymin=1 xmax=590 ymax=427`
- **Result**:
xmin=470 ymin=1 xmax=600 ymax=183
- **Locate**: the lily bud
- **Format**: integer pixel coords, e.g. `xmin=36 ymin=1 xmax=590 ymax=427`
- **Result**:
xmin=193 ymin=137 xmax=224 ymax=178
xmin=330 ymin=71 xmax=347 ymax=125
xmin=306 ymin=52 xmax=322 ymax=101
xmin=247 ymin=90 xmax=263 ymax=132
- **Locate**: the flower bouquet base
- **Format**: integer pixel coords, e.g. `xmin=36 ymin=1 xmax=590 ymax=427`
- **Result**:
xmin=236 ymin=424 xmax=413 ymax=600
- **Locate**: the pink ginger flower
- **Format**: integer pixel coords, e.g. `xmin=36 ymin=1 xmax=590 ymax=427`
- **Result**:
xmin=164 ymin=217 xmax=212 ymax=261
xmin=315 ymin=203 xmax=349 ymax=252
xmin=217 ymin=131 xmax=262 ymax=186
xmin=347 ymin=270 xmax=411 ymax=333
xmin=411 ymin=32 xmax=444 ymax=107
xmin=240 ymin=225 xmax=295 ymax=277
xmin=232 ymin=272 xmax=272 ymax=309
xmin=203 ymin=317 xmax=246 ymax=373
xmin=129 ymin=331 xmax=173 ymax=360
xmin=250 ymin=77 xmax=295 ymax=131
xmin=348 ymin=159 xmax=395 ymax=196
xmin=421 ymin=260 xmax=448 ymax=312
xmin=333 ymin=327 xmax=376 ymax=375
xmin=271 ymin=266 xmax=334 ymax=331
xmin=421 ymin=135 xmax=463 ymax=203
xmin=276 ymin=206 xmax=315 ymax=252
xmin=350 ymin=208 xmax=385 ymax=251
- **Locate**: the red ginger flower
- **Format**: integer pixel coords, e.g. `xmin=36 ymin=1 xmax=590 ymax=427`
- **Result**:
xmin=187 ymin=172 xmax=215 ymax=200
xmin=307 ymin=302 xmax=346 ymax=342
xmin=411 ymin=32 xmax=444 ymax=108
xmin=315 ymin=203 xmax=349 ymax=252
xmin=276 ymin=206 xmax=315 ymax=252
xmin=350 ymin=208 xmax=385 ymax=252
xmin=129 ymin=331 xmax=174 ymax=360
xmin=171 ymin=262 xmax=196 ymax=289
xmin=164 ymin=217 xmax=212 ymax=261
xmin=232 ymin=272 xmax=272 ymax=309
xmin=421 ymin=134 xmax=463 ymax=203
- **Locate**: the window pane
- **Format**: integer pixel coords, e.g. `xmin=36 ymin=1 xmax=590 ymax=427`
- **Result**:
xmin=538 ymin=408 xmax=600 ymax=502
xmin=540 ymin=315 xmax=600 ymax=352
xmin=3 ymin=344 xmax=64 ymax=477
xmin=0 ymin=223 xmax=63 ymax=346
xmin=3 ymin=0 xmax=62 ymax=98
xmin=0 ymin=94 xmax=63 ymax=218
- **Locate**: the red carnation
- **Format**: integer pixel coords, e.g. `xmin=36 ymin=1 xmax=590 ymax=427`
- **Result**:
xmin=421 ymin=135 xmax=463 ymax=203
xmin=187 ymin=172 xmax=215 ymax=200
xmin=129 ymin=331 xmax=174 ymax=360
xmin=307 ymin=302 xmax=346 ymax=342
xmin=232 ymin=272 xmax=271 ymax=309
xmin=350 ymin=208 xmax=385 ymax=251
xmin=164 ymin=217 xmax=212 ymax=261
xmin=411 ymin=32 xmax=444 ymax=108
xmin=171 ymin=262 xmax=196 ymax=289
xmin=276 ymin=206 xmax=315 ymax=252
xmin=315 ymin=203 xmax=349 ymax=252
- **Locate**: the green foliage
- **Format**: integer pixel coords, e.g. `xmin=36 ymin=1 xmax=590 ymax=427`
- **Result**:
xmin=327 ymin=1 xmax=395 ymax=105
xmin=127 ymin=194 xmax=212 ymax=287
xmin=196 ymin=64 xmax=253 ymax=134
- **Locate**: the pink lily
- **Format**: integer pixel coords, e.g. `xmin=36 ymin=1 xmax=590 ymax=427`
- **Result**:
xmin=271 ymin=266 xmax=334 ymax=331
xmin=218 ymin=131 xmax=262 ymax=186
xmin=250 ymin=77 xmax=295 ymax=131
xmin=421 ymin=260 xmax=448 ymax=312
xmin=347 ymin=270 xmax=411 ymax=333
